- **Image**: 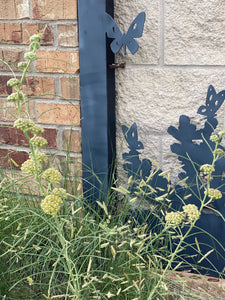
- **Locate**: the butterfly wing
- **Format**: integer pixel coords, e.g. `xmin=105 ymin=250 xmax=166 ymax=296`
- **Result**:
xmin=122 ymin=123 xmax=144 ymax=150
xmin=104 ymin=13 xmax=124 ymax=54
xmin=198 ymin=85 xmax=225 ymax=119
xmin=124 ymin=12 xmax=146 ymax=54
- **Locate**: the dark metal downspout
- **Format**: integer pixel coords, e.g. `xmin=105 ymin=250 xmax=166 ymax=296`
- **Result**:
xmin=78 ymin=0 xmax=115 ymax=201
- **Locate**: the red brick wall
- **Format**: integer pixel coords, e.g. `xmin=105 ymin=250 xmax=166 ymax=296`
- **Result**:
xmin=0 ymin=0 xmax=81 ymax=173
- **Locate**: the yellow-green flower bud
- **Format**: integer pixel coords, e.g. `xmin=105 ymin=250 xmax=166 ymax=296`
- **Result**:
xmin=14 ymin=118 xmax=35 ymax=132
xmin=218 ymin=131 xmax=225 ymax=138
xmin=210 ymin=134 xmax=220 ymax=143
xmin=52 ymin=188 xmax=67 ymax=199
xmin=31 ymin=136 xmax=48 ymax=148
xmin=7 ymin=91 xmax=25 ymax=102
xmin=214 ymin=148 xmax=225 ymax=156
xmin=29 ymin=151 xmax=48 ymax=162
xmin=43 ymin=168 xmax=62 ymax=183
xmin=7 ymin=78 xmax=20 ymax=87
xmin=183 ymin=204 xmax=200 ymax=222
xmin=24 ymin=51 xmax=36 ymax=61
xmin=17 ymin=61 xmax=28 ymax=70
xmin=205 ymin=188 xmax=222 ymax=200
xmin=200 ymin=164 xmax=215 ymax=175
xmin=29 ymin=41 xmax=40 ymax=51
xmin=165 ymin=211 xmax=184 ymax=227
xmin=21 ymin=159 xmax=42 ymax=175
xmin=30 ymin=124 xmax=44 ymax=135
xmin=30 ymin=34 xmax=42 ymax=42
xmin=41 ymin=194 xmax=63 ymax=216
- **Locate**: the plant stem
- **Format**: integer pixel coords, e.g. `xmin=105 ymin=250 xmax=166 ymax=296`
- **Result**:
xmin=54 ymin=216 xmax=80 ymax=299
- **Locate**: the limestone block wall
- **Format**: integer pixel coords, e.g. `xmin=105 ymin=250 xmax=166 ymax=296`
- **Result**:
xmin=114 ymin=0 xmax=225 ymax=176
xmin=0 ymin=0 xmax=81 ymax=176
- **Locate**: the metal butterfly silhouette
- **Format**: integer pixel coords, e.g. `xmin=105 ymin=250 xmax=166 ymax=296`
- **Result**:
xmin=122 ymin=123 xmax=144 ymax=150
xmin=197 ymin=85 xmax=225 ymax=119
xmin=105 ymin=12 xmax=146 ymax=55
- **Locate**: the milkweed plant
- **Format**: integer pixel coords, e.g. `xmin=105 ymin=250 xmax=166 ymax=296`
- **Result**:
xmin=0 ymin=30 xmax=224 ymax=300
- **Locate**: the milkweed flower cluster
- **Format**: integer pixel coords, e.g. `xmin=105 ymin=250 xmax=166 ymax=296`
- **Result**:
xmin=7 ymin=91 xmax=26 ymax=102
xmin=204 ymin=188 xmax=222 ymax=200
xmin=14 ymin=118 xmax=36 ymax=132
xmin=165 ymin=211 xmax=184 ymax=227
xmin=17 ymin=61 xmax=28 ymax=70
xmin=200 ymin=164 xmax=215 ymax=175
xmin=29 ymin=151 xmax=48 ymax=163
xmin=52 ymin=188 xmax=67 ymax=198
xmin=7 ymin=78 xmax=20 ymax=87
xmin=165 ymin=204 xmax=200 ymax=227
xmin=21 ymin=159 xmax=42 ymax=175
xmin=41 ymin=194 xmax=63 ymax=216
xmin=24 ymin=51 xmax=36 ymax=61
xmin=214 ymin=148 xmax=225 ymax=157
xmin=183 ymin=204 xmax=201 ymax=222
xmin=210 ymin=131 xmax=225 ymax=143
xmin=30 ymin=136 xmax=48 ymax=148
xmin=43 ymin=168 xmax=62 ymax=183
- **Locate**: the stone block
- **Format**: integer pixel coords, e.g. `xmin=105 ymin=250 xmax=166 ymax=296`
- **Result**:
xmin=116 ymin=68 xmax=225 ymax=135
xmin=114 ymin=0 xmax=159 ymax=64
xmin=165 ymin=0 xmax=225 ymax=65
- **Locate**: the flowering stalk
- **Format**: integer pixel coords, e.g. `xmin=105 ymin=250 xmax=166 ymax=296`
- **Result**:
xmin=5 ymin=30 xmax=82 ymax=297
xmin=148 ymin=130 xmax=225 ymax=299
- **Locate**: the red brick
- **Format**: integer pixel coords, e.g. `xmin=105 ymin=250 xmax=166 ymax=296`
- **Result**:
xmin=60 ymin=77 xmax=80 ymax=100
xmin=0 ymin=0 xmax=29 ymax=20
xmin=22 ymin=76 xmax=55 ymax=99
xmin=58 ymin=24 xmax=78 ymax=47
xmin=36 ymin=102 xmax=80 ymax=126
xmin=0 ymin=125 xmax=28 ymax=146
xmin=0 ymin=76 xmax=13 ymax=96
xmin=0 ymin=23 xmax=21 ymax=44
xmin=22 ymin=23 xmax=54 ymax=45
xmin=32 ymin=0 xmax=77 ymax=20
xmin=0 ymin=75 xmax=55 ymax=99
xmin=0 ymin=125 xmax=57 ymax=149
xmin=36 ymin=50 xmax=79 ymax=73
xmin=0 ymin=49 xmax=26 ymax=72
xmin=0 ymin=23 xmax=54 ymax=45
xmin=62 ymin=129 xmax=81 ymax=152
xmin=50 ymin=154 xmax=82 ymax=177
xmin=0 ymin=99 xmax=35 ymax=122
xmin=0 ymin=148 xmax=28 ymax=169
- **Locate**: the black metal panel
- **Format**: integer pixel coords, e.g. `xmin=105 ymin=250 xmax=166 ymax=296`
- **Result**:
xmin=78 ymin=0 xmax=115 ymax=201
xmin=121 ymin=85 xmax=225 ymax=277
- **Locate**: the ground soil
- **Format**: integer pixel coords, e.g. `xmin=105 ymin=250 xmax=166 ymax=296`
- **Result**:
xmin=166 ymin=270 xmax=225 ymax=299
